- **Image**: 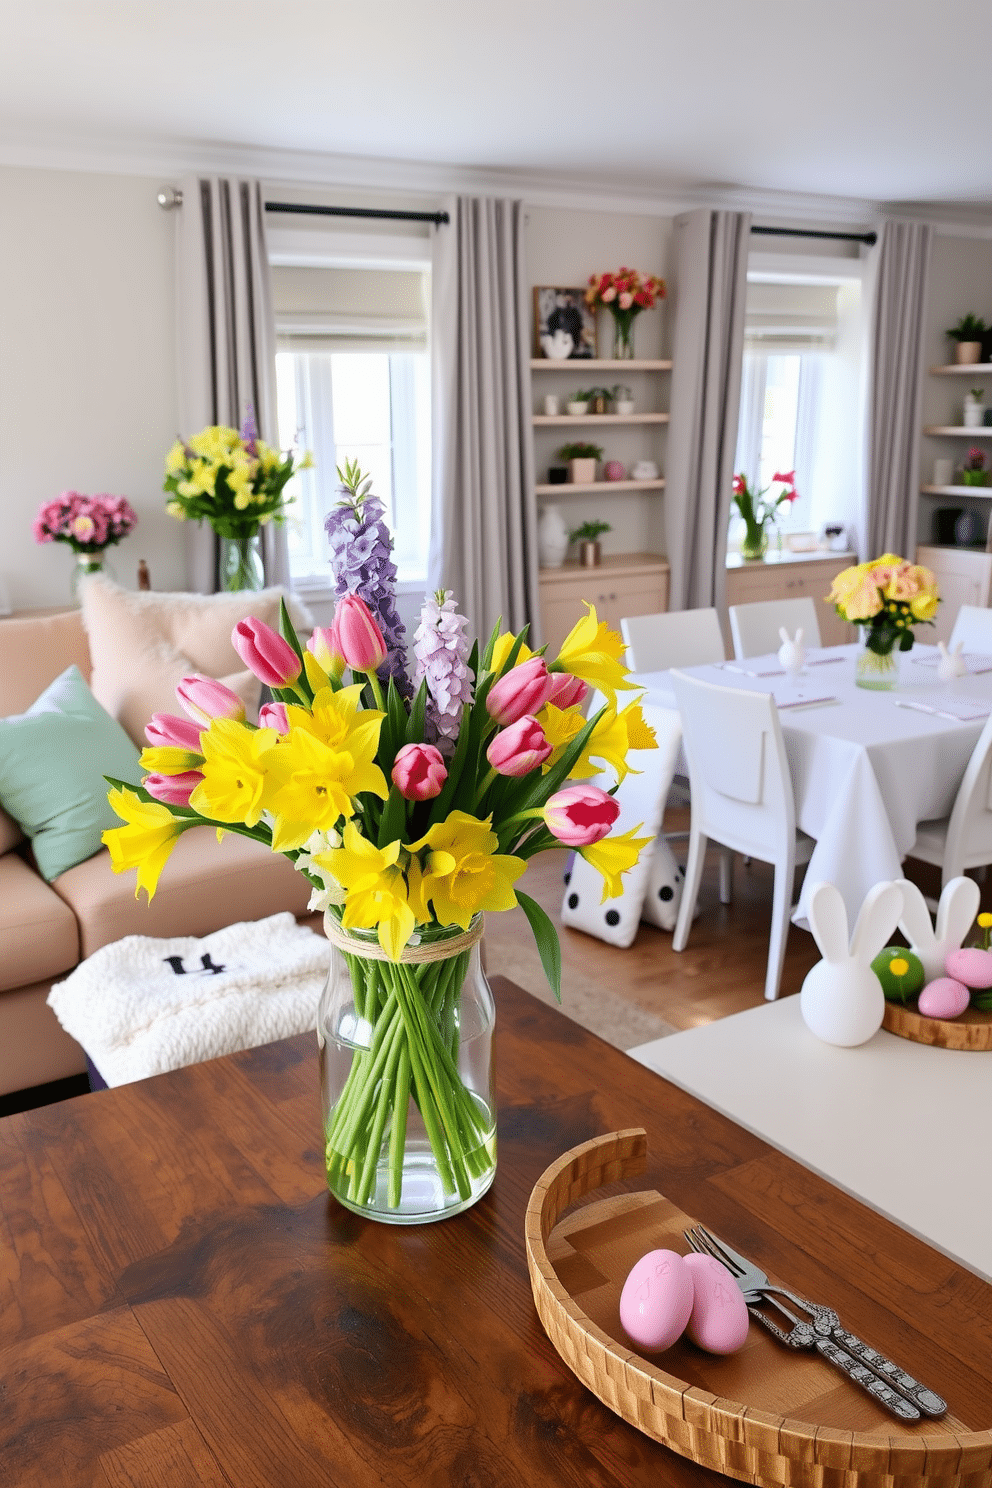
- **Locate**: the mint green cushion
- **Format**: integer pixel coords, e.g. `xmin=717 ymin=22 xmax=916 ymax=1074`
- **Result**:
xmin=0 ymin=665 xmax=142 ymax=881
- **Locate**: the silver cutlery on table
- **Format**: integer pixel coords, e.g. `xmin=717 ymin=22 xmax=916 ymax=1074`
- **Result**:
xmin=684 ymin=1224 xmax=947 ymax=1422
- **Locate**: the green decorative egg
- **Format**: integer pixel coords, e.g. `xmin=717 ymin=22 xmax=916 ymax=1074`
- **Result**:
xmin=871 ymin=947 xmax=925 ymax=1003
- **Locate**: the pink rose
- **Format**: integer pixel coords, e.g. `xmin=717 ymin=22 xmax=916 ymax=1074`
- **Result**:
xmin=486 ymin=715 xmax=552 ymax=776
xmin=391 ymin=742 xmax=447 ymax=800
xmin=618 ymin=291 xmax=634 ymax=310
xmin=600 ymin=284 xmax=617 ymax=303
xmin=544 ymin=784 xmax=620 ymax=846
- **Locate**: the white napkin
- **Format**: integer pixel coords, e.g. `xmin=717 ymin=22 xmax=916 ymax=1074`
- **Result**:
xmin=895 ymin=696 xmax=992 ymax=723
xmin=722 ymin=659 xmax=784 ymax=677
xmin=772 ymin=686 xmax=837 ymax=710
xmin=911 ymin=652 xmax=992 ymax=675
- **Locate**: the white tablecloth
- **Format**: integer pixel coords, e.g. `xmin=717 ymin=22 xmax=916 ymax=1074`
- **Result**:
xmin=635 ymin=644 xmax=992 ymax=926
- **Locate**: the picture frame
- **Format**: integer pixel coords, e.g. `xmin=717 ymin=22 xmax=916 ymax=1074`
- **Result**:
xmin=533 ymin=286 xmax=597 ymax=360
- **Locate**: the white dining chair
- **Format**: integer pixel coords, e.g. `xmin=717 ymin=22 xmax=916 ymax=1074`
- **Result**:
xmin=620 ymin=608 xmax=726 ymax=672
xmin=905 ymin=712 xmax=992 ymax=886
xmin=668 ymin=670 xmax=815 ymax=1000
xmin=948 ymin=604 xmax=992 ymax=655
xmin=729 ymin=596 xmax=823 ymax=659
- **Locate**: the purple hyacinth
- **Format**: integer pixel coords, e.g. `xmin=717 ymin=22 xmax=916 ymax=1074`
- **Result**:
xmin=240 ymin=404 xmax=259 ymax=457
xmin=413 ymin=590 xmax=474 ymax=754
xmin=324 ymin=463 xmax=411 ymax=697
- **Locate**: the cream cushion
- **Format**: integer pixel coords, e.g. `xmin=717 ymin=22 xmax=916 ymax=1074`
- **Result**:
xmin=79 ymin=575 xmax=312 ymax=747
xmin=0 ymin=610 xmax=91 ymax=715
xmin=0 ymin=851 xmax=79 ymax=992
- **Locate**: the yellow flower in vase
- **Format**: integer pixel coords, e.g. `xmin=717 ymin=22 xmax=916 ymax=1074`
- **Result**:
xmin=189 ymin=718 xmax=278 ymax=828
xmin=580 ymin=823 xmax=654 ymax=901
xmin=102 ymin=787 xmax=191 ymax=901
xmin=554 ymin=604 xmax=638 ymax=707
xmin=411 ymin=811 xmax=526 ymax=929
xmin=315 ymin=825 xmax=417 ymax=960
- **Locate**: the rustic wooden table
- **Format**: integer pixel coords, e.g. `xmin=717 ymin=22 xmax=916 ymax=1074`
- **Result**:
xmin=1 ymin=977 xmax=989 ymax=1487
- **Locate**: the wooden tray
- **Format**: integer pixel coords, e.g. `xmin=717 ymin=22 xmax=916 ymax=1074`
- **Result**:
xmin=525 ymin=1129 xmax=992 ymax=1488
xmin=883 ymin=1000 xmax=992 ymax=1050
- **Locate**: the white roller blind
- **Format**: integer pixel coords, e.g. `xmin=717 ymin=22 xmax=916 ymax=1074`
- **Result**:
xmin=272 ymin=265 xmax=430 ymax=352
xmin=744 ymin=281 xmax=839 ymax=353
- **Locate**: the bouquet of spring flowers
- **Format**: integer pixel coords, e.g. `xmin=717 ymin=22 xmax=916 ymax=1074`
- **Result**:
xmin=103 ymin=464 xmax=657 ymax=1222
xmin=33 ymin=492 xmax=138 ymax=554
xmin=732 ymin=470 xmax=799 ymax=559
xmin=584 ymin=267 xmax=666 ymax=359
xmin=163 ymin=410 xmax=312 ymax=540
xmin=829 ymin=554 xmax=939 ymax=687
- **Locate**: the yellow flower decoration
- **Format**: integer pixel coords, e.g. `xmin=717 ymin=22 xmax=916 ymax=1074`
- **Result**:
xmin=410 ymin=811 xmax=526 ymax=930
xmin=539 ymin=702 xmax=586 ymax=772
xmin=555 ymin=604 xmax=638 ymax=706
xmin=188 ymin=718 xmax=278 ymax=828
xmin=540 ymin=699 xmax=656 ymax=784
xmin=490 ymin=631 xmax=534 ymax=674
xmin=266 ymin=686 xmax=388 ymax=850
xmin=139 ymin=745 xmax=204 ymax=776
xmin=316 ymin=825 xmax=416 ymax=960
xmin=102 ymin=787 xmax=189 ymax=902
xmin=979 ymin=913 xmax=992 ymax=929
xmin=580 ymin=824 xmax=654 ymax=903
xmin=164 ymin=439 xmax=186 ymax=476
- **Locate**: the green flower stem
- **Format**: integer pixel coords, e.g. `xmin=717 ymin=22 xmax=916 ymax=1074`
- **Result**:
xmin=387 ymin=1048 xmax=411 ymax=1209
xmin=355 ymin=1025 xmax=405 ymax=1206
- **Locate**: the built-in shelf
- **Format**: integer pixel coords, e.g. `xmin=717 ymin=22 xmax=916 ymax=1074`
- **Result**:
xmin=530 ymin=358 xmax=672 ymax=371
xmin=534 ymin=478 xmax=665 ymax=496
xmin=533 ymin=412 xmax=669 ymax=427
xmin=922 ymin=425 xmax=992 ymax=437
xmin=921 ymin=483 xmax=992 ymax=497
xmin=930 ymin=363 xmax=992 ymax=375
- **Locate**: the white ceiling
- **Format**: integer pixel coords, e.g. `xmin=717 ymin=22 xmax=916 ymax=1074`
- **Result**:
xmin=2 ymin=0 xmax=990 ymax=210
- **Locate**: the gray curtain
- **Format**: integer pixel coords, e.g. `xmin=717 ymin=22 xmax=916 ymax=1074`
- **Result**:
xmin=429 ymin=195 xmax=540 ymax=640
xmin=176 ymin=176 xmax=288 ymax=592
xmin=865 ymin=219 xmax=933 ymax=559
xmin=664 ymin=209 xmax=751 ymax=613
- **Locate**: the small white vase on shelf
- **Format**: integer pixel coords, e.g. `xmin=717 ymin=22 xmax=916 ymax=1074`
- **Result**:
xmin=538 ymin=505 xmax=569 ymax=568
xmin=963 ymin=393 xmax=985 ymax=428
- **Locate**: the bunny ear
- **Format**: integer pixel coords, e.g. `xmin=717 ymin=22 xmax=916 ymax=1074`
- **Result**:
xmin=796 ymin=628 xmax=804 ymax=644
xmin=850 ymin=881 xmax=904 ymax=964
xmin=895 ymin=878 xmax=936 ymax=949
xmin=953 ymin=640 xmax=965 ymax=656
xmin=779 ymin=627 xmax=789 ymax=643
xmin=807 ymin=881 xmax=850 ymax=963
xmin=938 ymin=642 xmax=949 ymax=658
xmin=935 ymin=876 xmax=981 ymax=947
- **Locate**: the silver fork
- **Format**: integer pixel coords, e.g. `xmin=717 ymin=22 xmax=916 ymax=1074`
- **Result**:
xmin=684 ymin=1224 xmax=947 ymax=1421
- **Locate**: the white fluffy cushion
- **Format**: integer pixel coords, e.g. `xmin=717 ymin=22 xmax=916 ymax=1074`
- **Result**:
xmin=640 ymin=837 xmax=691 ymax=932
xmin=560 ymin=704 xmax=682 ymax=948
xmin=79 ymin=574 xmax=312 ymax=747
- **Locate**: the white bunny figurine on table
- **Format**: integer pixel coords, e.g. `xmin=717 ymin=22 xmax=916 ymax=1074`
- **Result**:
xmin=800 ymin=880 xmax=904 ymax=1046
xmin=777 ymin=627 xmax=805 ymax=681
xmin=895 ymin=876 xmax=981 ymax=983
xmin=937 ymin=640 xmax=967 ymax=682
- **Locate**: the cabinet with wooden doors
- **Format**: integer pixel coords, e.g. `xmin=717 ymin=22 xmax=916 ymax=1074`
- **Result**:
xmin=725 ymin=551 xmax=857 ymax=648
xmin=538 ymin=553 xmax=670 ymax=659
xmin=916 ymin=544 xmax=992 ymax=645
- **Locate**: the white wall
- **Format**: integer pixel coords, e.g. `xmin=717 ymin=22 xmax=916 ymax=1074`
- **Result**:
xmin=0 ymin=164 xmax=184 ymax=610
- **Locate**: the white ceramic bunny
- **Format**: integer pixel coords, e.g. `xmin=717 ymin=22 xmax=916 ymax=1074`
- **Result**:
xmin=800 ymin=880 xmax=904 ymax=1046
xmin=937 ymin=640 xmax=967 ymax=682
xmin=895 ymin=876 xmax=980 ymax=983
xmin=777 ymin=627 xmax=806 ymax=681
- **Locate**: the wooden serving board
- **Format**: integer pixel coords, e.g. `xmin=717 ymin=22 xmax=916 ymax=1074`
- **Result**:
xmin=526 ymin=1130 xmax=991 ymax=1488
xmin=883 ymin=1000 xmax=992 ymax=1049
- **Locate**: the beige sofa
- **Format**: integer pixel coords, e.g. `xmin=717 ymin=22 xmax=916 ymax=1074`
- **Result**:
xmin=0 ymin=609 xmax=312 ymax=1096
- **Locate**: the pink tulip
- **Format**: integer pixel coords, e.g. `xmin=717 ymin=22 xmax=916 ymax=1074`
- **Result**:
xmin=486 ymin=656 xmax=555 ymax=726
xmin=175 ymin=673 xmax=247 ymax=726
xmin=145 ymin=712 xmax=204 ymax=751
xmin=544 ymin=784 xmax=620 ymax=846
xmin=545 ymin=672 xmax=589 ymax=710
xmin=486 ymin=715 xmax=552 ymax=777
xmin=232 ymin=618 xmax=302 ymax=688
xmin=330 ymin=593 xmax=386 ymax=673
xmin=258 ymin=701 xmax=290 ymax=734
xmin=307 ymin=626 xmax=346 ymax=680
xmin=143 ymin=770 xmax=203 ymax=806
xmin=391 ymin=742 xmax=447 ymax=800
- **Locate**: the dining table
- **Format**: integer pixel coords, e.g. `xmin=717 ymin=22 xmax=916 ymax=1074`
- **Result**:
xmin=633 ymin=642 xmax=992 ymax=926
xmin=1 ymin=975 xmax=990 ymax=1487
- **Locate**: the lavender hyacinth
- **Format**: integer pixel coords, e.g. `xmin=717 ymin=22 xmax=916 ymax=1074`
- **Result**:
xmin=324 ymin=460 xmax=411 ymax=697
xmin=413 ymin=590 xmax=474 ymax=754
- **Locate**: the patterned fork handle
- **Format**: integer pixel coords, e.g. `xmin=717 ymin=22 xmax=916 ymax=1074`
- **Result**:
xmin=827 ymin=1324 xmax=947 ymax=1418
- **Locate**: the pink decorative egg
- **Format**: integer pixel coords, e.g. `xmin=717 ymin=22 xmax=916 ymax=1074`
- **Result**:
xmin=619 ymin=1248 xmax=694 ymax=1352
xmin=944 ymin=947 xmax=992 ymax=989
xmin=683 ymin=1252 xmax=750 ymax=1355
xmin=604 ymin=460 xmax=626 ymax=482
xmin=917 ymin=977 xmax=971 ymax=1019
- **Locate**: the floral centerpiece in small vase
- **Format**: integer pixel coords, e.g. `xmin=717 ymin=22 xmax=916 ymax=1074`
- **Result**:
xmin=828 ymin=554 xmax=940 ymax=690
xmin=33 ymin=492 xmax=138 ymax=596
xmin=731 ymin=470 xmax=798 ymax=560
xmin=961 ymin=446 xmax=989 ymax=486
xmin=163 ymin=410 xmax=312 ymax=591
xmin=585 ymin=267 xmax=666 ymax=360
xmin=102 ymin=463 xmax=656 ymax=1225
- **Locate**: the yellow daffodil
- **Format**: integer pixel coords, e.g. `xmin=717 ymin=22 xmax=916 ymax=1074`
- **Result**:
xmin=164 ymin=439 xmax=186 ymax=476
xmin=490 ymin=631 xmax=533 ymax=673
xmin=555 ymin=604 xmax=638 ymax=706
xmin=580 ymin=824 xmax=653 ymax=902
xmin=139 ymin=745 xmax=204 ymax=776
xmin=540 ymin=699 xmax=656 ymax=783
xmin=102 ymin=787 xmax=189 ymax=901
xmin=188 ymin=718 xmax=278 ymax=828
xmin=316 ymin=825 xmax=416 ymax=960
xmin=286 ymin=684 xmax=384 ymax=762
xmin=410 ymin=811 xmax=526 ymax=929
xmin=539 ymin=701 xmax=586 ymax=771
xmin=302 ymin=650 xmax=331 ymax=694
xmin=165 ymin=499 xmax=186 ymax=520
xmin=265 ymin=686 xmax=388 ymax=850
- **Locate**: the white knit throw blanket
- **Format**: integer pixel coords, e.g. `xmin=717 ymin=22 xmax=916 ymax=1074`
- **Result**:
xmin=47 ymin=913 xmax=328 ymax=1087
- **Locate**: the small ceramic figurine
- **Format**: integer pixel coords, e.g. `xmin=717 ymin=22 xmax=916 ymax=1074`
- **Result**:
xmin=895 ymin=876 xmax=981 ymax=983
xmin=800 ymin=880 xmax=904 ymax=1046
xmin=540 ymin=328 xmax=573 ymax=360
xmin=937 ymin=640 xmax=967 ymax=682
xmin=777 ymin=626 xmax=805 ymax=681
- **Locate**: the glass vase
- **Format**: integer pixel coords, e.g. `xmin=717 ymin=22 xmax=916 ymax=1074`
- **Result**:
xmin=220 ymin=532 xmax=264 ymax=592
xmin=71 ymin=552 xmax=110 ymax=600
xmin=317 ymin=915 xmax=496 ymax=1225
xmin=611 ymin=310 xmax=636 ymax=360
xmin=855 ymin=628 xmax=900 ymax=690
xmin=739 ymin=522 xmax=769 ymax=561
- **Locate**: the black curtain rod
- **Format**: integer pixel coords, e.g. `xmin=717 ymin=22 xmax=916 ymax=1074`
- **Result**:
xmin=751 ymin=224 xmax=877 ymax=247
xmin=264 ymin=201 xmax=449 ymax=226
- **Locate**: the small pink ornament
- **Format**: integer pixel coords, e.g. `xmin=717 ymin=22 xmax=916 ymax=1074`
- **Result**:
xmin=619 ymin=1249 xmax=694 ymax=1353
xmin=683 ymin=1252 xmax=749 ymax=1355
xmin=604 ymin=460 xmax=626 ymax=482
xmin=944 ymin=946 xmax=992 ymax=988
xmin=918 ymin=978 xmax=971 ymax=1019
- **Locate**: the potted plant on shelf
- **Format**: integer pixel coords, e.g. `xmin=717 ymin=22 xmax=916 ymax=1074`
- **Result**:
xmin=570 ymin=519 xmax=611 ymax=567
xmin=947 ymin=314 xmax=988 ymax=366
xmin=566 ymin=389 xmax=592 ymax=416
xmin=612 ymin=383 xmax=635 ymax=414
xmin=964 ymin=388 xmax=987 ymax=427
xmin=558 ymin=441 xmax=604 ymax=485
xmin=585 ymin=386 xmax=613 ymax=414
xmin=960 ymin=447 xmax=988 ymax=486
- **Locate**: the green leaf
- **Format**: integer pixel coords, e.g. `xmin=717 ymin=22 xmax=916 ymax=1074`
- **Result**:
xmin=480 ymin=616 xmax=502 ymax=672
xmin=427 ymin=713 xmax=472 ymax=825
xmin=515 ymin=890 xmax=562 ymax=1001
xmin=278 ymin=596 xmax=305 ymax=662
xmin=377 ymin=784 xmax=408 ymax=848
xmin=406 ymin=678 xmax=428 ymax=745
